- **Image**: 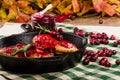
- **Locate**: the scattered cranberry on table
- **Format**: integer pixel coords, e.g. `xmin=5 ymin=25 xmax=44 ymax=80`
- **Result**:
xmin=116 ymin=60 xmax=120 ymax=65
xmin=72 ymin=27 xmax=120 ymax=67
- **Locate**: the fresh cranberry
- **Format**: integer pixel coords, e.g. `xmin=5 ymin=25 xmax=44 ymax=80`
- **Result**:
xmin=94 ymin=39 xmax=100 ymax=45
xmin=101 ymin=32 xmax=108 ymax=39
xmin=96 ymin=33 xmax=102 ymax=39
xmin=117 ymin=40 xmax=120 ymax=44
xmin=84 ymin=49 xmax=89 ymax=55
xmin=78 ymin=30 xmax=84 ymax=37
xmin=90 ymin=38 xmax=95 ymax=45
xmin=100 ymin=39 xmax=107 ymax=44
xmin=50 ymin=30 xmax=57 ymax=36
xmin=85 ymin=32 xmax=90 ymax=37
xmin=102 ymin=47 xmax=108 ymax=51
xmin=99 ymin=57 xmax=108 ymax=66
xmin=111 ymin=50 xmax=117 ymax=55
xmin=58 ymin=28 xmax=63 ymax=32
xmin=110 ymin=35 xmax=116 ymax=40
xmin=74 ymin=27 xmax=79 ymax=35
xmin=104 ymin=40 xmax=109 ymax=45
xmin=85 ymin=55 xmax=91 ymax=60
xmin=101 ymin=52 xmax=106 ymax=57
xmin=85 ymin=50 xmax=92 ymax=56
xmin=116 ymin=59 xmax=120 ymax=65
xmin=90 ymin=54 xmax=99 ymax=62
xmin=99 ymin=19 xmax=103 ymax=24
xmin=106 ymin=51 xmax=112 ymax=57
xmin=82 ymin=58 xmax=90 ymax=65
xmin=89 ymin=32 xmax=95 ymax=36
xmin=68 ymin=14 xmax=76 ymax=20
xmin=105 ymin=62 xmax=111 ymax=67
xmin=97 ymin=50 xmax=103 ymax=56
xmin=90 ymin=33 xmax=97 ymax=38
xmin=56 ymin=34 xmax=63 ymax=40
xmin=112 ymin=41 xmax=118 ymax=47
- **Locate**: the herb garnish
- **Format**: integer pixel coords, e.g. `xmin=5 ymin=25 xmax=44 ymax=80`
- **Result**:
xmin=11 ymin=44 xmax=31 ymax=57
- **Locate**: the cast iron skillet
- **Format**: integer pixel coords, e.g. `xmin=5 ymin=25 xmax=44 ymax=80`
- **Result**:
xmin=0 ymin=30 xmax=87 ymax=74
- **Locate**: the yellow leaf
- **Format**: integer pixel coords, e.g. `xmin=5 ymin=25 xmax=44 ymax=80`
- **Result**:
xmin=57 ymin=0 xmax=71 ymax=14
xmin=4 ymin=5 xmax=17 ymax=22
xmin=0 ymin=8 xmax=7 ymax=20
xmin=72 ymin=0 xmax=80 ymax=13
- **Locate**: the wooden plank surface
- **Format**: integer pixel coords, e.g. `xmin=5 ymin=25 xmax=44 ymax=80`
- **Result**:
xmin=0 ymin=17 xmax=120 ymax=28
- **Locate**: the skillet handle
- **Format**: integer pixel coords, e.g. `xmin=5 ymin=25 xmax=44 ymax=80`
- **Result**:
xmin=20 ymin=24 xmax=34 ymax=32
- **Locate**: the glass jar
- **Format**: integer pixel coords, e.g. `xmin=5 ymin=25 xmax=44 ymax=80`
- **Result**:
xmin=31 ymin=13 xmax=56 ymax=31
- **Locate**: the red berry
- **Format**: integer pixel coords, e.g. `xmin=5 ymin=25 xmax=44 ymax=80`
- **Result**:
xmin=97 ymin=50 xmax=103 ymax=56
xmin=104 ymin=40 xmax=109 ymax=45
xmin=101 ymin=32 xmax=108 ymax=39
xmin=116 ymin=60 xmax=120 ymax=65
xmin=117 ymin=40 xmax=120 ymax=44
xmin=94 ymin=39 xmax=100 ymax=45
xmin=101 ymin=52 xmax=106 ymax=57
xmin=112 ymin=41 xmax=118 ymax=47
xmin=82 ymin=58 xmax=90 ymax=65
xmin=99 ymin=19 xmax=103 ymax=24
xmin=85 ymin=32 xmax=90 ymax=37
xmin=78 ymin=30 xmax=84 ymax=37
xmin=105 ymin=62 xmax=111 ymax=67
xmin=90 ymin=54 xmax=99 ymax=62
xmin=96 ymin=33 xmax=102 ymax=39
xmin=90 ymin=38 xmax=95 ymax=45
xmin=58 ymin=28 xmax=63 ymax=32
xmin=50 ymin=31 xmax=57 ymax=36
xmin=110 ymin=35 xmax=116 ymax=40
xmin=99 ymin=57 xmax=108 ymax=66
xmin=74 ymin=27 xmax=79 ymax=35
xmin=68 ymin=14 xmax=76 ymax=20
xmin=111 ymin=50 xmax=117 ymax=55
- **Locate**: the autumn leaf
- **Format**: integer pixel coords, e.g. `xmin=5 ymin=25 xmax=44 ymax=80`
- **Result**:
xmin=57 ymin=0 xmax=71 ymax=14
xmin=108 ymin=0 xmax=120 ymax=4
xmin=37 ymin=0 xmax=47 ymax=9
xmin=92 ymin=0 xmax=107 ymax=12
xmin=0 ymin=8 xmax=7 ymax=21
xmin=72 ymin=0 xmax=80 ymax=13
xmin=15 ymin=0 xmax=30 ymax=8
xmin=103 ymin=4 xmax=116 ymax=16
xmin=77 ymin=1 xmax=93 ymax=16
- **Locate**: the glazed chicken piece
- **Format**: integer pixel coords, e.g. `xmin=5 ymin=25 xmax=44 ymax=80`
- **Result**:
xmin=0 ymin=43 xmax=54 ymax=58
xmin=32 ymin=34 xmax=79 ymax=54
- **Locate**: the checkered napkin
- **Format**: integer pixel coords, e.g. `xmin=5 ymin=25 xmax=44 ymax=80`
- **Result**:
xmin=0 ymin=23 xmax=120 ymax=80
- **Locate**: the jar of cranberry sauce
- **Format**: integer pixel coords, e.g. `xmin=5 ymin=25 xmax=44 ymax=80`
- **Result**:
xmin=31 ymin=13 xmax=56 ymax=31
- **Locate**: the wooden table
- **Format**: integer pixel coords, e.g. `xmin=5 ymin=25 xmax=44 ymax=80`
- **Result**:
xmin=0 ymin=17 xmax=120 ymax=28
xmin=65 ymin=16 xmax=120 ymax=26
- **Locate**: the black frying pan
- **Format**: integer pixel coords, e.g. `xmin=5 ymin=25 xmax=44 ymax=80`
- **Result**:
xmin=0 ymin=28 xmax=87 ymax=74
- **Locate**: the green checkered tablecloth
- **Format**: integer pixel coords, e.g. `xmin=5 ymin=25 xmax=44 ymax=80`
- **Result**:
xmin=0 ymin=23 xmax=120 ymax=80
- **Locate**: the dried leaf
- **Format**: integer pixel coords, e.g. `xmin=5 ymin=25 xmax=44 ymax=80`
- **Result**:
xmin=77 ymin=1 xmax=93 ymax=16
xmin=72 ymin=0 xmax=80 ymax=13
xmin=103 ymin=4 xmax=116 ymax=16
xmin=15 ymin=1 xmax=30 ymax=8
xmin=92 ymin=0 xmax=107 ymax=12
xmin=108 ymin=0 xmax=120 ymax=4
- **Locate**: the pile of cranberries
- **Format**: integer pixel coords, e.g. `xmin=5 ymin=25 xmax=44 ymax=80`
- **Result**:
xmin=73 ymin=27 xmax=120 ymax=67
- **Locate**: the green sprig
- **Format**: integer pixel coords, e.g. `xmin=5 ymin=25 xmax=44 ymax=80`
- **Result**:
xmin=35 ymin=24 xmax=50 ymax=34
xmin=12 ymin=44 xmax=31 ymax=57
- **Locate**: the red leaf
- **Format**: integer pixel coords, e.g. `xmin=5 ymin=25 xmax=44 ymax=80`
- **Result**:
xmin=92 ymin=0 xmax=107 ymax=12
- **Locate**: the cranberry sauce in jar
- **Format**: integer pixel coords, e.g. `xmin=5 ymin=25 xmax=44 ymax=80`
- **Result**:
xmin=31 ymin=13 xmax=56 ymax=31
